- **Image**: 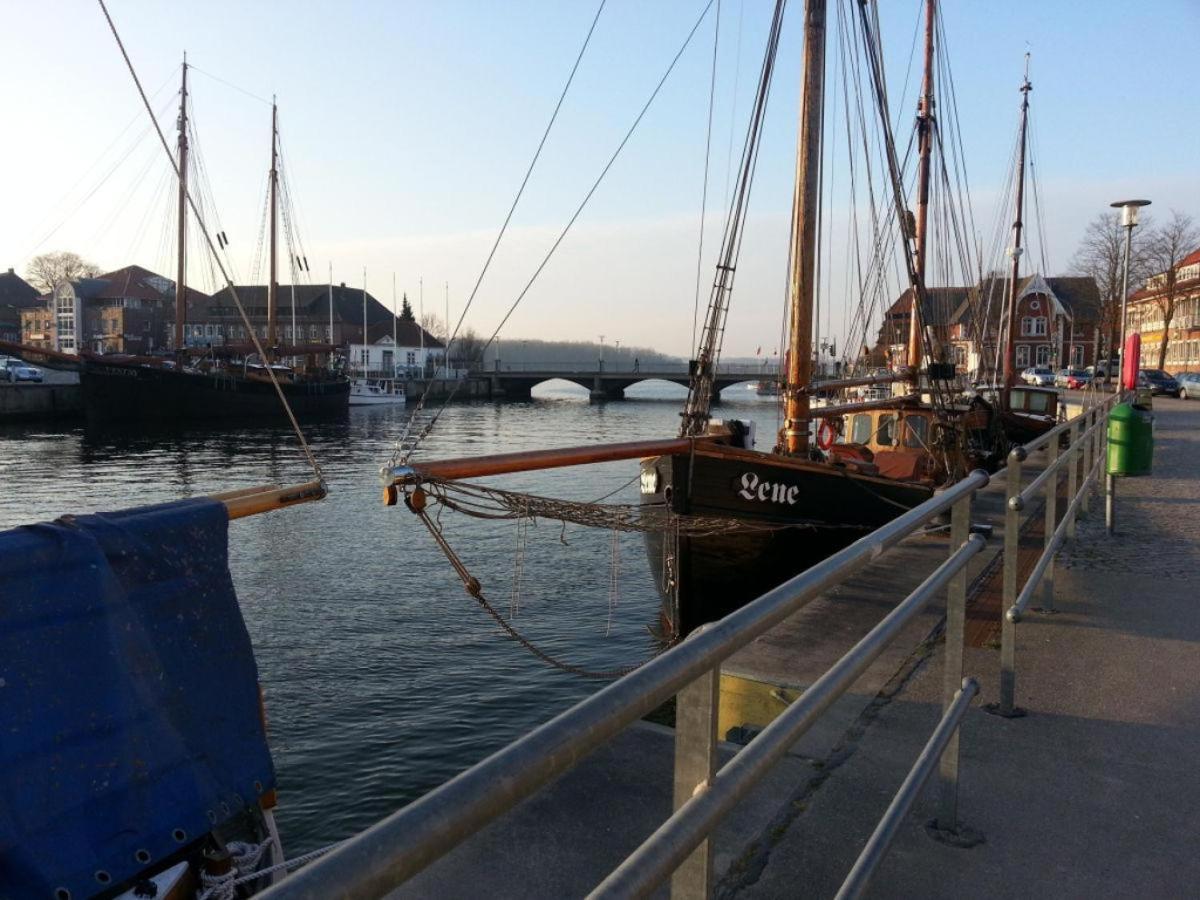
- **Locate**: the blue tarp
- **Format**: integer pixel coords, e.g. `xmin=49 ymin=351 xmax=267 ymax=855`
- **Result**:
xmin=0 ymin=499 xmax=275 ymax=900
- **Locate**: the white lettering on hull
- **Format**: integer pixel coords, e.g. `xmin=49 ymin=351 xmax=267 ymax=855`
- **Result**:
xmin=738 ymin=472 xmax=799 ymax=505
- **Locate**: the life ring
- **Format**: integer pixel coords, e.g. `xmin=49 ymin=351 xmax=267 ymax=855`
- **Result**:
xmin=816 ymin=418 xmax=838 ymax=451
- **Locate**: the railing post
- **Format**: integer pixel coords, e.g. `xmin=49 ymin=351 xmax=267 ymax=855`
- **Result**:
xmin=672 ymin=653 xmax=719 ymax=899
xmin=1081 ymin=407 xmax=1095 ymax=515
xmin=998 ymin=448 xmax=1024 ymax=717
xmin=1041 ymin=430 xmax=1059 ymax=612
xmin=937 ymin=484 xmax=975 ymax=830
xmin=1065 ymin=420 xmax=1080 ymax=540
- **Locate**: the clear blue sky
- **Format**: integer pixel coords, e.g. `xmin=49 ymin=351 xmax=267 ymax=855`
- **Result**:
xmin=2 ymin=0 xmax=1197 ymax=357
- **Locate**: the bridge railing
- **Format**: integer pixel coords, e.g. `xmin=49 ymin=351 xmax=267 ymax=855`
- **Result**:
xmin=263 ymin=396 xmax=1124 ymax=900
xmin=477 ymin=361 xmax=778 ymax=376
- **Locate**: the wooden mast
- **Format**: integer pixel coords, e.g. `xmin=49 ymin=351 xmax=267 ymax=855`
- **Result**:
xmin=267 ymin=97 xmax=279 ymax=358
xmin=780 ymin=0 xmax=826 ymax=456
xmin=1002 ymin=58 xmax=1032 ymax=395
xmin=174 ymin=54 xmax=188 ymax=353
xmin=908 ymin=0 xmax=935 ymax=376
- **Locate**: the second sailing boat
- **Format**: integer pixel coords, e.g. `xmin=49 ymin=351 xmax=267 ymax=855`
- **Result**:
xmin=81 ymin=62 xmax=349 ymax=422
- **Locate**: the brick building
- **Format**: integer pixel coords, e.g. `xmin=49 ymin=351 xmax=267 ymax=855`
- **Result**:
xmin=0 ymin=267 xmax=40 ymax=344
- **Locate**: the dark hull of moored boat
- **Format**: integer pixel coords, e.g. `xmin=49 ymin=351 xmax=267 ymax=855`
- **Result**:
xmin=81 ymin=360 xmax=350 ymax=422
xmin=641 ymin=447 xmax=933 ymax=640
xmin=998 ymin=409 xmax=1056 ymax=447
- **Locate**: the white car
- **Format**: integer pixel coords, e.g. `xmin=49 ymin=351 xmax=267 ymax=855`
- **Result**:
xmin=1021 ymin=366 xmax=1055 ymax=387
xmin=2 ymin=358 xmax=43 ymax=383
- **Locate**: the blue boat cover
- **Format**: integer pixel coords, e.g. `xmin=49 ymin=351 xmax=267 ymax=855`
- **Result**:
xmin=0 ymin=498 xmax=276 ymax=900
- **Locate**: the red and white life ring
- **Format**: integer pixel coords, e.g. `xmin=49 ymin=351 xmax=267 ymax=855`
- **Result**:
xmin=816 ymin=418 xmax=838 ymax=451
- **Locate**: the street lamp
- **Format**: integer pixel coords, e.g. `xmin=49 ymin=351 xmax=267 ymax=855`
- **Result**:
xmin=1110 ymin=198 xmax=1151 ymax=391
xmin=599 ymin=334 xmax=605 ymax=372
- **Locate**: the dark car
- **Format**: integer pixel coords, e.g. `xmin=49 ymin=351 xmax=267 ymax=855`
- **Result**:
xmin=1139 ymin=369 xmax=1180 ymax=397
xmin=1177 ymin=372 xmax=1200 ymax=400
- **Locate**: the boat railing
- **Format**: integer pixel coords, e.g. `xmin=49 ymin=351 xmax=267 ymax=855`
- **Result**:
xmin=263 ymin=397 xmax=1125 ymax=900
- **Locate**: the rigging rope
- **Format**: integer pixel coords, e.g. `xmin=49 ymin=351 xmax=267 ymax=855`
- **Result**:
xmin=396 ymin=0 xmax=719 ymax=464
xmin=390 ymin=0 xmax=607 ymax=462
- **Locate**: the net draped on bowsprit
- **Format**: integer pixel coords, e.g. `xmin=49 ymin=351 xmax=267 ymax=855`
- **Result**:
xmin=0 ymin=498 xmax=274 ymax=900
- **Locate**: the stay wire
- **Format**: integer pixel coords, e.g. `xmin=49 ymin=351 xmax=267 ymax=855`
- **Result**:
xmin=691 ymin=0 xmax=722 ymax=353
xmin=393 ymin=0 xmax=607 ymax=460
xmin=401 ymin=0 xmax=718 ymax=460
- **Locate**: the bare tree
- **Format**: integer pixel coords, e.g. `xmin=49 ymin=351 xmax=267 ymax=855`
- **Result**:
xmin=419 ymin=311 xmax=446 ymax=343
xmin=449 ymin=326 xmax=487 ymax=371
xmin=1070 ymin=212 xmax=1151 ymax=381
xmin=1142 ymin=210 xmax=1200 ymax=370
xmin=25 ymin=251 xmax=102 ymax=293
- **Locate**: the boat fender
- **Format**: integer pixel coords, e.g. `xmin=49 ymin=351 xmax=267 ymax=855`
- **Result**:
xmin=404 ymin=486 xmax=428 ymax=513
xmin=383 ymin=484 xmax=399 ymax=506
xmin=816 ymin=418 xmax=838 ymax=451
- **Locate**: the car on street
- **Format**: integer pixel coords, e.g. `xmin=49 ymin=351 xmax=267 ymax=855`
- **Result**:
xmin=1139 ymin=369 xmax=1180 ymax=397
xmin=1 ymin=358 xmax=43 ymax=383
xmin=1022 ymin=366 xmax=1056 ymax=387
xmin=1175 ymin=372 xmax=1200 ymax=400
xmin=1055 ymin=367 xmax=1091 ymax=389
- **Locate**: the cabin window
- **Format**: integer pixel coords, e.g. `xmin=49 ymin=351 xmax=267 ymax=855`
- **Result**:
xmin=851 ymin=413 xmax=872 ymax=445
xmin=904 ymin=415 xmax=929 ymax=448
xmin=877 ymin=414 xmax=896 ymax=446
xmin=1028 ymin=391 xmax=1051 ymax=413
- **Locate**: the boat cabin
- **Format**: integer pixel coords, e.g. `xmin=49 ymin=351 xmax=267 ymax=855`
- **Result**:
xmin=1007 ymin=385 xmax=1058 ymax=418
xmin=826 ymin=406 xmax=939 ymax=483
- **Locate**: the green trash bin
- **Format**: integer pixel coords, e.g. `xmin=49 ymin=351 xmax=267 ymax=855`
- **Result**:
xmin=1107 ymin=402 xmax=1154 ymax=476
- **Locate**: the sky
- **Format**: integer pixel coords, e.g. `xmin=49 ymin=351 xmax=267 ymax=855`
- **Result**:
xmin=2 ymin=0 xmax=1198 ymax=359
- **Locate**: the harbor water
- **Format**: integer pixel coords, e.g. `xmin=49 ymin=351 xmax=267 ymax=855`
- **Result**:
xmin=0 ymin=381 xmax=781 ymax=853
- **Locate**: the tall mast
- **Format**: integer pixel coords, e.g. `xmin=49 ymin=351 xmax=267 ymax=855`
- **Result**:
xmin=908 ymin=0 xmax=935 ymax=375
xmin=780 ymin=0 xmax=825 ymax=456
xmin=1002 ymin=57 xmax=1032 ymax=394
xmin=362 ymin=268 xmax=368 ymax=377
xmin=267 ymin=97 xmax=279 ymax=357
xmin=174 ymin=54 xmax=188 ymax=352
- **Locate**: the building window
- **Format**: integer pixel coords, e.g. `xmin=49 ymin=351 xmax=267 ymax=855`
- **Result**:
xmin=1020 ymin=317 xmax=1033 ymax=336
xmin=406 ymin=351 xmax=416 ymax=366
xmin=1071 ymin=345 xmax=1084 ymax=366
xmin=1036 ymin=345 xmax=1051 ymax=366
xmin=1016 ymin=345 xmax=1030 ymax=367
xmin=310 ymin=325 xmax=318 ymax=339
xmin=1033 ymin=317 xmax=1048 ymax=336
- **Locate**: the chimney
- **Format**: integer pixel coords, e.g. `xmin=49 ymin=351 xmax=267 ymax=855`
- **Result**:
xmin=6 ymin=268 xmax=12 ymax=275
xmin=340 ymin=282 xmax=346 ymax=289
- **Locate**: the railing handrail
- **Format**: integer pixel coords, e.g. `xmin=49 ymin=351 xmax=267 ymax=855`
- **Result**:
xmin=265 ymin=469 xmax=991 ymax=898
xmin=267 ymin=395 xmax=1123 ymax=900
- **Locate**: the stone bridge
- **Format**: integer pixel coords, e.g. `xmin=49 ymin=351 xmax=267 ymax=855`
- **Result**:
xmin=483 ymin=364 xmax=771 ymax=401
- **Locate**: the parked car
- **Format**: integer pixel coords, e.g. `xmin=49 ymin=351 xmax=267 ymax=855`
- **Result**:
xmin=1022 ymin=366 xmax=1055 ymax=387
xmin=1139 ymin=369 xmax=1180 ymax=397
xmin=1177 ymin=372 xmax=1200 ymax=400
xmin=1055 ymin=367 xmax=1091 ymax=389
xmin=2 ymin=358 xmax=43 ymax=383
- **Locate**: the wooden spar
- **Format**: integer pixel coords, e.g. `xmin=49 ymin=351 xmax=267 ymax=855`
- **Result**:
xmin=907 ymin=0 xmax=934 ymax=376
xmin=810 ymin=393 xmax=921 ymax=417
xmin=267 ymin=98 xmax=279 ymax=357
xmin=0 ymin=339 xmax=84 ymax=370
xmin=781 ymin=0 xmax=825 ymax=455
xmin=174 ymin=55 xmax=188 ymax=354
xmin=1002 ymin=59 xmax=1032 ymax=397
xmin=214 ymin=480 xmax=326 ymax=519
xmin=386 ymin=437 xmax=704 ymax=485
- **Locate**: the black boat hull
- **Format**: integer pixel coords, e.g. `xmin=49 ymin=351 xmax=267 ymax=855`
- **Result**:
xmin=81 ymin=362 xmax=350 ymax=422
xmin=641 ymin=448 xmax=933 ymax=639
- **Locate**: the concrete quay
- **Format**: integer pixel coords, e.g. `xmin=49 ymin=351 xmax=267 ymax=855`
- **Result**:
xmin=378 ymin=396 xmax=1199 ymax=898
xmin=0 ymin=370 xmax=81 ymax=421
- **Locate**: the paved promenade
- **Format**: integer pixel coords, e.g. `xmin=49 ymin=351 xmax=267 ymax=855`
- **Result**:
xmin=734 ymin=396 xmax=1200 ymax=898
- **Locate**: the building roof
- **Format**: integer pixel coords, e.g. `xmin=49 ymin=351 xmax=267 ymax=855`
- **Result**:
xmin=206 ymin=283 xmax=444 ymax=348
xmin=946 ymin=274 xmax=1101 ymax=329
xmin=0 ymin=269 xmax=39 ymax=308
xmin=1177 ymin=246 xmax=1200 ymax=270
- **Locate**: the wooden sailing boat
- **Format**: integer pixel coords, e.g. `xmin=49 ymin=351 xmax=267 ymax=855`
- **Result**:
xmin=385 ymin=0 xmax=1005 ymax=642
xmin=994 ymin=59 xmax=1061 ymax=444
xmin=79 ymin=73 xmax=350 ymax=422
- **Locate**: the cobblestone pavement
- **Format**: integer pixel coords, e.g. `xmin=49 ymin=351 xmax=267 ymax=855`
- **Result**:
xmin=1060 ymin=395 xmax=1200 ymax=578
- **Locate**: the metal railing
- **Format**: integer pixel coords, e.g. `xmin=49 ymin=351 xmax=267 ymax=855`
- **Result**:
xmin=263 ymin=397 xmax=1125 ymax=900
xmin=995 ymin=392 xmax=1119 ymax=716
xmin=479 ymin=361 xmax=777 ymax=376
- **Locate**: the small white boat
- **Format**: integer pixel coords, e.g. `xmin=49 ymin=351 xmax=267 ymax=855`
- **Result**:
xmin=349 ymin=378 xmax=406 ymax=406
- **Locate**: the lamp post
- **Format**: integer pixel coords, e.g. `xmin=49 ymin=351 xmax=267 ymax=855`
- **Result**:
xmin=1110 ymin=199 xmax=1150 ymax=392
xmin=599 ymin=334 xmax=605 ymax=373
xmin=614 ymin=339 xmax=620 ymax=372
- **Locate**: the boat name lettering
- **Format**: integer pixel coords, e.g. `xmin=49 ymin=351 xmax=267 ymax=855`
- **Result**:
xmin=97 ymin=366 xmax=139 ymax=378
xmin=737 ymin=472 xmax=799 ymax=505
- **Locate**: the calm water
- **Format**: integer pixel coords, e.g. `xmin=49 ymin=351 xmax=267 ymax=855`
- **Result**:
xmin=0 ymin=381 xmax=781 ymax=852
